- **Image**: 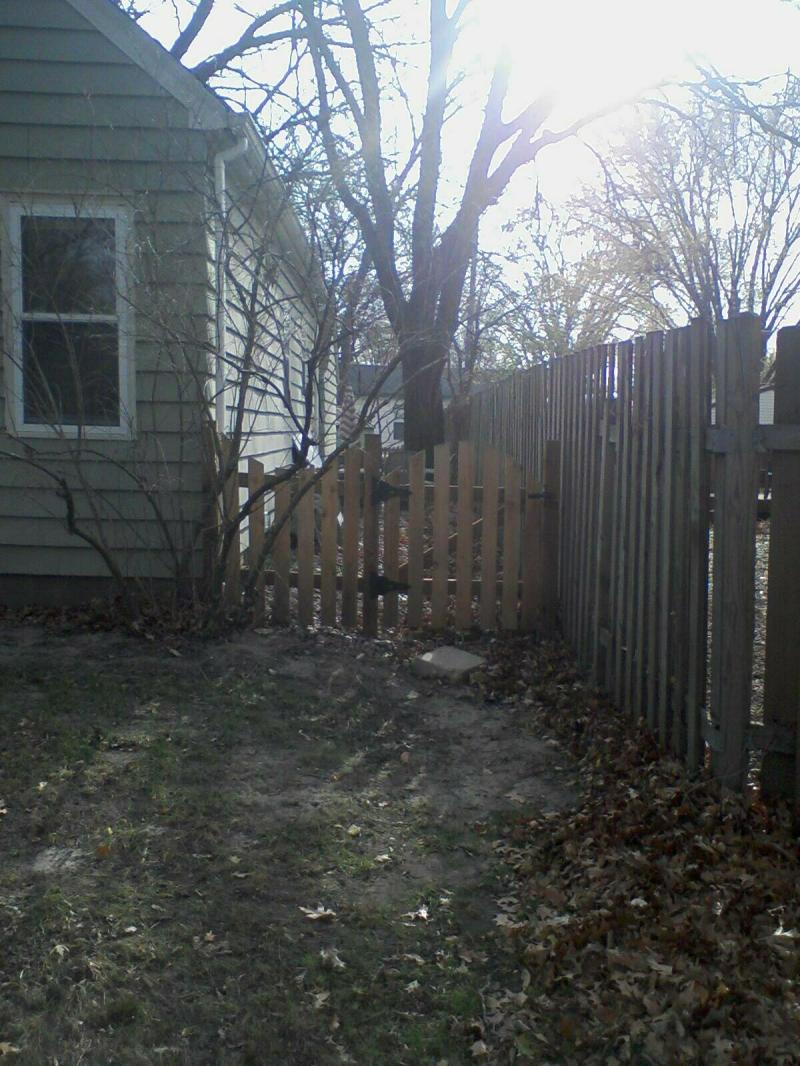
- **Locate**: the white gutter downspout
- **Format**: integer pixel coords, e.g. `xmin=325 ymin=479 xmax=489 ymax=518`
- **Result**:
xmin=213 ymin=131 xmax=249 ymax=433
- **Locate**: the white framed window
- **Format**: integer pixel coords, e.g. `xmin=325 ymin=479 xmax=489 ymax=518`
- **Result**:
xmin=3 ymin=200 xmax=134 ymax=438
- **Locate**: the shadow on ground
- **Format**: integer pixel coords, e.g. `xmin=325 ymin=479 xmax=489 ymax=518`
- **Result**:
xmin=0 ymin=625 xmax=575 ymax=1065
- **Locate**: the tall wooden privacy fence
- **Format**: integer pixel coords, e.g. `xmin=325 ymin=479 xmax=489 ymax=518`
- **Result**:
xmin=222 ymin=437 xmax=558 ymax=639
xmin=453 ymin=315 xmax=800 ymax=802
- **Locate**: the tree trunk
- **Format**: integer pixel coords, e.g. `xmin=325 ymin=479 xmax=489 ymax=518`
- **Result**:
xmin=401 ymin=341 xmax=446 ymax=453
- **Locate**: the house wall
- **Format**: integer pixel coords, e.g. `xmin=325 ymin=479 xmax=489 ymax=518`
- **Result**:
xmin=0 ymin=0 xmax=213 ymax=591
xmin=221 ymin=188 xmax=335 ymax=475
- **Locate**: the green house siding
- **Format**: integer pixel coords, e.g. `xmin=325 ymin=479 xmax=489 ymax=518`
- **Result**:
xmin=0 ymin=0 xmax=213 ymax=586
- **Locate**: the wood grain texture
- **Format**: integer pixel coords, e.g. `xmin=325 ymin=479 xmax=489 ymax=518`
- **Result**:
xmin=406 ymin=451 xmax=426 ymax=629
xmin=319 ymin=463 xmax=339 ymax=627
xmin=247 ymin=458 xmax=265 ymax=625
xmin=431 ymin=443 xmax=450 ymax=630
xmin=341 ymin=447 xmax=361 ymax=628
xmin=710 ymin=315 xmax=761 ymax=789
xmin=479 ymin=448 xmax=500 ymax=631
xmin=455 ymin=441 xmax=475 ymax=630
xmin=361 ymin=434 xmax=380 ymax=637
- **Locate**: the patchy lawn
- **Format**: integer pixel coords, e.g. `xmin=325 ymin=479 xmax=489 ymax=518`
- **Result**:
xmin=0 ymin=624 xmax=574 ymax=1065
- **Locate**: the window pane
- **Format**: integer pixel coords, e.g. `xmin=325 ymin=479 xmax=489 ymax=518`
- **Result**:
xmin=23 ymin=321 xmax=120 ymax=426
xmin=21 ymin=216 xmax=116 ymax=314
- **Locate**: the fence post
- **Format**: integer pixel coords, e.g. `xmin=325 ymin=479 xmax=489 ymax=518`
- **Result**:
xmin=710 ymin=314 xmax=762 ymax=790
xmin=761 ymin=326 xmax=800 ymax=804
xmin=222 ymin=437 xmax=241 ymax=609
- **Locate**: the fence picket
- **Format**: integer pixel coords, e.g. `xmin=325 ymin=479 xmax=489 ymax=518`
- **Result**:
xmin=685 ymin=319 xmax=712 ymax=770
xmin=592 ymin=347 xmax=612 ymax=681
xmin=222 ymin=438 xmax=241 ymax=609
xmin=623 ymin=338 xmax=644 ymax=716
xmin=455 ymin=441 xmax=475 ymax=630
xmin=709 ymin=315 xmax=762 ymax=789
xmin=362 ymin=434 xmax=381 ymax=637
xmin=432 ymin=443 xmax=450 ymax=630
xmin=383 ymin=468 xmax=402 ymax=630
xmin=247 ymin=458 xmax=265 ymax=625
xmin=320 ymin=463 xmax=339 ymax=627
xmin=613 ymin=342 xmax=632 ymax=706
xmin=406 ymin=450 xmax=425 ymax=628
xmin=502 ymin=455 xmax=521 ymax=630
xmin=645 ymin=334 xmax=664 ymax=730
xmin=669 ymin=328 xmax=691 ymax=754
xmin=480 ymin=448 xmax=500 ymax=630
xmin=633 ymin=343 xmax=653 ymax=718
xmin=272 ymin=478 xmax=291 ymax=625
xmin=761 ymin=326 xmax=800 ymax=802
xmin=341 ymin=446 xmax=361 ymax=628
xmin=297 ymin=469 xmax=315 ymax=627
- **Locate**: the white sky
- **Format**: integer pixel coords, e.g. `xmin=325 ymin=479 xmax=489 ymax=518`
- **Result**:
xmin=143 ymin=0 xmax=800 ymax=219
xmin=471 ymin=0 xmax=800 ymax=211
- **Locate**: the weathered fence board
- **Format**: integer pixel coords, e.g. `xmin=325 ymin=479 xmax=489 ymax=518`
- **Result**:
xmin=709 ymin=316 xmax=761 ymax=789
xmin=761 ymin=326 xmax=800 ymax=801
xmin=452 ymin=314 xmax=791 ymax=799
xmin=341 ymin=446 xmax=361 ymax=628
xmin=480 ymin=448 xmax=500 ymax=630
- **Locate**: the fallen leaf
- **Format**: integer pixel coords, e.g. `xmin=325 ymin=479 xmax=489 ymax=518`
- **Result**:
xmin=299 ymin=905 xmax=336 ymax=922
xmin=0 ymin=1044 xmax=20 ymax=1056
xmin=402 ymin=904 xmax=429 ymax=922
xmin=320 ymin=946 xmax=346 ymax=971
xmin=346 ymin=824 xmax=361 ymax=838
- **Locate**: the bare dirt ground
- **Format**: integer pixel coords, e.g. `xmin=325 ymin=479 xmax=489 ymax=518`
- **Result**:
xmin=0 ymin=623 xmax=575 ymax=1065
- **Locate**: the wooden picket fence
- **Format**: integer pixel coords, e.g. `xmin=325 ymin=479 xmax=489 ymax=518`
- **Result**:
xmin=453 ymin=315 xmax=800 ymax=804
xmin=223 ymin=436 xmax=559 ymax=637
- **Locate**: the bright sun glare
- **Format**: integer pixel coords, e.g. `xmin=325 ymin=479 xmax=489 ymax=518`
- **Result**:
xmin=477 ymin=0 xmax=798 ymax=124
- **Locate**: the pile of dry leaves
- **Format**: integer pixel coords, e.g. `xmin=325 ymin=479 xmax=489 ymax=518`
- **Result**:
xmin=474 ymin=639 xmax=800 ymax=1065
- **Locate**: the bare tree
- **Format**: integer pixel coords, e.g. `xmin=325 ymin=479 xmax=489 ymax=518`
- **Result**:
xmin=576 ymin=94 xmax=800 ymax=337
xmin=494 ymin=200 xmax=657 ymax=371
xmin=299 ymin=0 xmax=607 ymax=450
xmin=143 ymin=1 xmax=607 ymax=450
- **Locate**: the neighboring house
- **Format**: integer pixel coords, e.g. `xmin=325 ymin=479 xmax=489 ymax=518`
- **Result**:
xmin=343 ymin=363 xmax=453 ymax=450
xmin=0 ymin=0 xmax=334 ymax=604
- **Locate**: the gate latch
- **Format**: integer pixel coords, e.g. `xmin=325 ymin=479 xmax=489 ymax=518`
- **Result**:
xmin=372 ymin=478 xmax=411 ymax=506
xmin=368 ymin=573 xmax=411 ymax=599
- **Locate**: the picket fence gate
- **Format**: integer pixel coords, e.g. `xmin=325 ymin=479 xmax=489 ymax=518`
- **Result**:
xmin=222 ymin=435 xmax=559 ymax=638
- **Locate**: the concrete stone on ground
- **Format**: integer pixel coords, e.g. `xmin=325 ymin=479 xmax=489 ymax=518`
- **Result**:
xmin=411 ymin=646 xmax=486 ymax=683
